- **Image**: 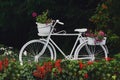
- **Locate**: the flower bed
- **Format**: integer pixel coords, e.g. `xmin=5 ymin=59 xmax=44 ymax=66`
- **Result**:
xmin=0 ymin=45 xmax=120 ymax=80
xmin=0 ymin=57 xmax=120 ymax=80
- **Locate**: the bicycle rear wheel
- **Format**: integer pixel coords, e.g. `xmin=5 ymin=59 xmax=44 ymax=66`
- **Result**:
xmin=88 ymin=45 xmax=108 ymax=60
xmin=19 ymin=39 xmax=54 ymax=65
xmin=74 ymin=42 xmax=92 ymax=61
xmin=74 ymin=42 xmax=108 ymax=61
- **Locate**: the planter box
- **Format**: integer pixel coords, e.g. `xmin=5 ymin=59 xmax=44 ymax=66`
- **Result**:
xmin=36 ymin=22 xmax=52 ymax=36
xmin=87 ymin=37 xmax=106 ymax=45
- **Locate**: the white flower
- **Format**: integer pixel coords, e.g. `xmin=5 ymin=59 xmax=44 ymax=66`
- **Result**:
xmin=0 ymin=47 xmax=5 ymax=50
xmin=23 ymin=51 xmax=27 ymax=56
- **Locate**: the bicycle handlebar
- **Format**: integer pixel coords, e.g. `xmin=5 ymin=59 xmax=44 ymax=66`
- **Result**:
xmin=56 ymin=20 xmax=64 ymax=25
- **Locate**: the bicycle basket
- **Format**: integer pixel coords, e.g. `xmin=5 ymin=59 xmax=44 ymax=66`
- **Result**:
xmin=87 ymin=37 xmax=107 ymax=45
xmin=36 ymin=22 xmax=52 ymax=36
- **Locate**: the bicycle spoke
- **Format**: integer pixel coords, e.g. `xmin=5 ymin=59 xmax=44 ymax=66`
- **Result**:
xmin=19 ymin=40 xmax=54 ymax=64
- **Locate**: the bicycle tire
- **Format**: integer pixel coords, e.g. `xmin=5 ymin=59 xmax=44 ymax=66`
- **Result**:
xmin=74 ymin=42 xmax=92 ymax=61
xmin=90 ymin=44 xmax=108 ymax=60
xmin=74 ymin=42 xmax=108 ymax=61
xmin=19 ymin=39 xmax=54 ymax=65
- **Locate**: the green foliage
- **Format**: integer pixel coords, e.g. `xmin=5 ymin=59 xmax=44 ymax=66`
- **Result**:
xmin=0 ymin=57 xmax=120 ymax=80
xmin=114 ymin=53 xmax=120 ymax=60
xmin=1 ymin=46 xmax=120 ymax=79
xmin=89 ymin=0 xmax=120 ymax=53
xmin=107 ymin=30 xmax=120 ymax=47
xmin=0 ymin=46 xmax=18 ymax=60
xmin=89 ymin=0 xmax=112 ymax=30
xmin=0 ymin=60 xmax=36 ymax=80
xmin=35 ymin=11 xmax=52 ymax=23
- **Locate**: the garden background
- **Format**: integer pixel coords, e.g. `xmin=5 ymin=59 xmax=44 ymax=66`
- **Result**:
xmin=0 ymin=0 xmax=120 ymax=80
xmin=0 ymin=0 xmax=120 ymax=53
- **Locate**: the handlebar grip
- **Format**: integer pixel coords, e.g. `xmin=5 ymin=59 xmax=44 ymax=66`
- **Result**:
xmin=56 ymin=20 xmax=64 ymax=25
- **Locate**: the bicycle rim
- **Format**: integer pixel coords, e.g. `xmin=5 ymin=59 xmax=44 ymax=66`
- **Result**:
xmin=19 ymin=40 xmax=54 ymax=64
xmin=74 ymin=42 xmax=92 ymax=61
xmin=88 ymin=45 xmax=108 ymax=60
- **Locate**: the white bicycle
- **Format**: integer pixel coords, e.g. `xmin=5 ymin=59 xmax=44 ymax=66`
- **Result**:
xmin=19 ymin=20 xmax=109 ymax=65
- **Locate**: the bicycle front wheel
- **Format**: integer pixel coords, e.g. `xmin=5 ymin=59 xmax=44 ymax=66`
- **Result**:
xmin=19 ymin=39 xmax=54 ymax=65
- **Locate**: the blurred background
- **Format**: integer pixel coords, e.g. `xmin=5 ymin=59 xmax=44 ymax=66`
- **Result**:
xmin=0 ymin=0 xmax=120 ymax=54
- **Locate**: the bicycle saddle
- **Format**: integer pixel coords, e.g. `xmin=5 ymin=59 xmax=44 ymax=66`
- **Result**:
xmin=74 ymin=28 xmax=87 ymax=33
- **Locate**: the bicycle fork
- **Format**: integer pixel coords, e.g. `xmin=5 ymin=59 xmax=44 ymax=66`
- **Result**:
xmin=85 ymin=45 xmax=95 ymax=61
xmin=34 ymin=38 xmax=50 ymax=62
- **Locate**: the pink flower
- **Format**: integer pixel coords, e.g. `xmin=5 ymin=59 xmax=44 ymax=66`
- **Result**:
xmin=98 ymin=30 xmax=105 ymax=36
xmin=32 ymin=12 xmax=37 ymax=17
xmin=85 ymin=33 xmax=90 ymax=37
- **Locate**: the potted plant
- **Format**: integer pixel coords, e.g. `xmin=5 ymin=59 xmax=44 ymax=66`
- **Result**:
xmin=32 ymin=10 xmax=53 ymax=36
xmin=86 ymin=30 xmax=107 ymax=45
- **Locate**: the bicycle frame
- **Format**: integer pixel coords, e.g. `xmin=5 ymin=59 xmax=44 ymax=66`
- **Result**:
xmin=19 ymin=20 xmax=109 ymax=65
xmin=50 ymin=34 xmax=83 ymax=59
xmin=37 ymin=20 xmax=87 ymax=60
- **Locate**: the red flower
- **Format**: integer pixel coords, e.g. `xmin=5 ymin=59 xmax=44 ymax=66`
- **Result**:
xmin=95 ymin=60 xmax=99 ymax=62
xmin=33 ymin=71 xmax=40 ymax=78
xmin=0 ymin=61 xmax=3 ymax=71
xmin=37 ymin=66 xmax=45 ymax=74
xmin=55 ymin=59 xmax=61 ymax=67
xmin=55 ymin=59 xmax=62 ymax=73
xmin=87 ymin=61 xmax=93 ymax=65
xmin=34 ymin=65 xmax=46 ymax=79
xmin=32 ymin=12 xmax=37 ymax=17
xmin=2 ymin=58 xmax=9 ymax=68
xmin=105 ymin=57 xmax=113 ymax=61
xmin=79 ymin=62 xmax=84 ymax=69
xmin=84 ymin=73 xmax=88 ymax=79
xmin=43 ymin=62 xmax=53 ymax=72
xmin=57 ymin=67 xmax=62 ymax=73
xmin=33 ymin=70 xmax=45 ymax=79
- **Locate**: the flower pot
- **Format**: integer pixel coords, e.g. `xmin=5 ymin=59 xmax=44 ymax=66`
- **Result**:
xmin=87 ymin=37 xmax=106 ymax=45
xmin=36 ymin=22 xmax=52 ymax=36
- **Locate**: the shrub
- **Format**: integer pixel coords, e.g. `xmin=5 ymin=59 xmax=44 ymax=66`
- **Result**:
xmin=0 ymin=52 xmax=120 ymax=80
xmin=89 ymin=0 xmax=120 ymax=53
xmin=3 ymin=59 xmax=120 ymax=80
